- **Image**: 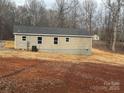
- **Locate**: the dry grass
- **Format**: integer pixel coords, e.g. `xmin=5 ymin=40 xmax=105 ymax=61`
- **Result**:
xmin=4 ymin=40 xmax=14 ymax=49
xmin=0 ymin=48 xmax=124 ymax=66
xmin=1 ymin=40 xmax=124 ymax=66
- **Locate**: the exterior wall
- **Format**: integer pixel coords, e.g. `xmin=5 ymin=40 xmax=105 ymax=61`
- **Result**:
xmin=15 ymin=35 xmax=92 ymax=55
xmin=93 ymin=35 xmax=100 ymax=40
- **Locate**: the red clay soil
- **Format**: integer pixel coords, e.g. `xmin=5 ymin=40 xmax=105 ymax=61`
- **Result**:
xmin=0 ymin=57 xmax=124 ymax=93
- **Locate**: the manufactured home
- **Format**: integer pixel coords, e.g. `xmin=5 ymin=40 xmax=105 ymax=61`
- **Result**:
xmin=14 ymin=26 xmax=92 ymax=55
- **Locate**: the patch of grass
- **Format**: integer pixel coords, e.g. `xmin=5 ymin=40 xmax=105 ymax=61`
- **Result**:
xmin=0 ymin=48 xmax=124 ymax=66
xmin=1 ymin=40 xmax=124 ymax=66
xmin=4 ymin=40 xmax=14 ymax=49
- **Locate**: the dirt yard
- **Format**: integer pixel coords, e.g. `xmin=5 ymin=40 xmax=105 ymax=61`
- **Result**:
xmin=0 ymin=41 xmax=124 ymax=93
xmin=0 ymin=57 xmax=124 ymax=93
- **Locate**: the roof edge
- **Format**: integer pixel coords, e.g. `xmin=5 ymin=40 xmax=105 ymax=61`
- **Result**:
xmin=14 ymin=33 xmax=93 ymax=38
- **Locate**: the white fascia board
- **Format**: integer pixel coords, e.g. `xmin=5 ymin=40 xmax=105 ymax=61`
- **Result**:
xmin=14 ymin=33 xmax=93 ymax=38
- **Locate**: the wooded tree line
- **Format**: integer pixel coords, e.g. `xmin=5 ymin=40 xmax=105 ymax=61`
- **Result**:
xmin=0 ymin=0 xmax=124 ymax=52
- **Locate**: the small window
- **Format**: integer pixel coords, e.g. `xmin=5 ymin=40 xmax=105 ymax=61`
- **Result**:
xmin=22 ymin=36 xmax=26 ymax=41
xmin=54 ymin=37 xmax=58 ymax=44
xmin=66 ymin=38 xmax=69 ymax=42
xmin=38 ymin=37 xmax=42 ymax=44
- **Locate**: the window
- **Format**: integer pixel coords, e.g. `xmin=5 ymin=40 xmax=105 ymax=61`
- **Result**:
xmin=22 ymin=36 xmax=26 ymax=41
xmin=66 ymin=38 xmax=69 ymax=42
xmin=54 ymin=37 xmax=58 ymax=44
xmin=38 ymin=37 xmax=42 ymax=44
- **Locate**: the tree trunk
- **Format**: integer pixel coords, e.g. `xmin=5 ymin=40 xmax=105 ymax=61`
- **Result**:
xmin=89 ymin=15 xmax=92 ymax=34
xmin=112 ymin=25 xmax=117 ymax=52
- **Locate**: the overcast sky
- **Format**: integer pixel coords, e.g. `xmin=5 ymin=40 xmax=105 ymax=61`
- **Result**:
xmin=12 ymin=0 xmax=56 ymax=8
xmin=12 ymin=0 xmax=101 ymax=9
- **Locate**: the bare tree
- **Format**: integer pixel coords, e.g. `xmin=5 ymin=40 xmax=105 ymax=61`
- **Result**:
xmin=69 ymin=0 xmax=80 ymax=28
xmin=103 ymin=0 xmax=123 ymax=51
xmin=15 ymin=6 xmax=30 ymax=25
xmin=47 ymin=9 xmax=58 ymax=27
xmin=25 ymin=0 xmax=47 ymax=26
xmin=82 ymin=0 xmax=97 ymax=34
xmin=55 ymin=0 xmax=70 ymax=28
xmin=0 ymin=0 xmax=15 ymax=40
